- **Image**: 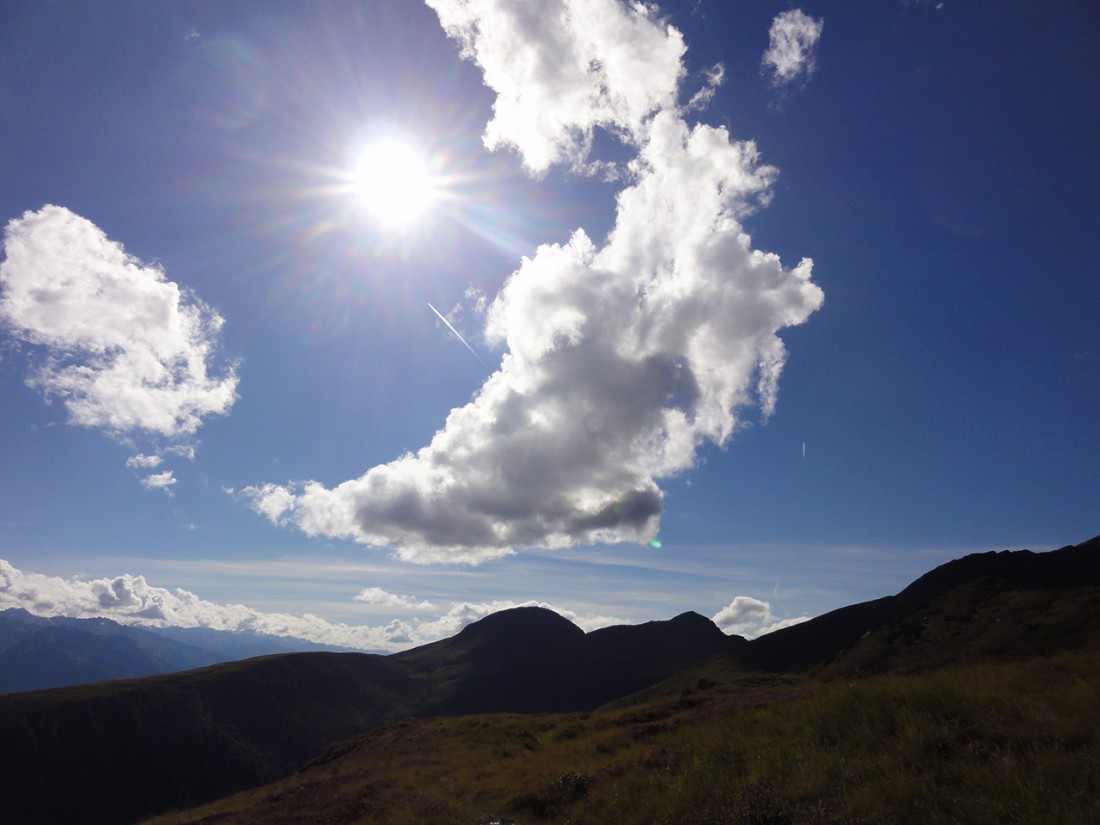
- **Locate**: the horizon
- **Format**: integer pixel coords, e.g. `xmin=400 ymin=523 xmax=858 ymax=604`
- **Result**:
xmin=1 ymin=0 xmax=1097 ymax=652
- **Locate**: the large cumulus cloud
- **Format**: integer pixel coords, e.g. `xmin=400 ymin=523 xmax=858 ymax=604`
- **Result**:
xmin=243 ymin=0 xmax=823 ymax=563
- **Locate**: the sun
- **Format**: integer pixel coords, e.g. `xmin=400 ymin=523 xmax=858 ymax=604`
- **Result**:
xmin=351 ymin=138 xmax=438 ymax=228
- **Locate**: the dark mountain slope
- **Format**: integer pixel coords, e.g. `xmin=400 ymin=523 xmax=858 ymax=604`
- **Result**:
xmin=817 ymin=577 xmax=1100 ymax=678
xmin=140 ymin=651 xmax=1100 ymax=825
xmin=744 ymin=535 xmax=1100 ymax=674
xmin=584 ymin=610 xmax=740 ymax=703
xmin=0 ymin=651 xmax=413 ymax=825
xmin=391 ymin=607 xmax=739 ymax=716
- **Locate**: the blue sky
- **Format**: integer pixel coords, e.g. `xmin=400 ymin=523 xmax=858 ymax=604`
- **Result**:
xmin=1 ymin=0 xmax=1096 ymax=650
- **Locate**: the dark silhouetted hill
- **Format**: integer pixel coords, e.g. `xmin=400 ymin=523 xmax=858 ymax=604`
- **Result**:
xmin=585 ymin=610 xmax=742 ymax=701
xmin=742 ymin=535 xmax=1100 ymax=675
xmin=393 ymin=605 xmax=590 ymax=714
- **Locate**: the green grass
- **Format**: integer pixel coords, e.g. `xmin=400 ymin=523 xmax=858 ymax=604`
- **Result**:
xmin=143 ymin=651 xmax=1100 ymax=824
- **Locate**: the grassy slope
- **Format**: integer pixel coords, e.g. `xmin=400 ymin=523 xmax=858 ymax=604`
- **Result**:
xmin=143 ymin=651 xmax=1100 ymax=825
xmin=142 ymin=562 xmax=1100 ymax=825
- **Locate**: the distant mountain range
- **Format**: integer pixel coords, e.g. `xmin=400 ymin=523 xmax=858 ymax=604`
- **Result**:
xmin=0 ymin=609 xmax=363 ymax=694
xmin=0 ymin=535 xmax=1096 ymax=825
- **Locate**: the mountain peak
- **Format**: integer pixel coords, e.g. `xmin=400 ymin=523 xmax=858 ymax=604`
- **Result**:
xmin=667 ymin=610 xmax=723 ymax=631
xmin=450 ymin=606 xmax=585 ymax=655
xmin=456 ymin=605 xmax=583 ymax=638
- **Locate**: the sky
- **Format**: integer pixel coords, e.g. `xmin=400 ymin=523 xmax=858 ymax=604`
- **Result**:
xmin=1 ymin=0 xmax=1097 ymax=651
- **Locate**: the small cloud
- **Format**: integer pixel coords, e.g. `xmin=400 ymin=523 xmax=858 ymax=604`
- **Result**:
xmin=762 ymin=9 xmax=824 ymax=88
xmin=165 ymin=444 xmax=197 ymax=461
xmin=126 ymin=453 xmax=163 ymax=469
xmin=686 ymin=63 xmax=725 ymax=111
xmin=140 ymin=470 xmax=177 ymax=494
xmin=712 ymin=595 xmax=810 ymax=639
xmin=353 ymin=587 xmax=435 ymax=612
xmin=465 ymin=284 xmax=488 ymax=316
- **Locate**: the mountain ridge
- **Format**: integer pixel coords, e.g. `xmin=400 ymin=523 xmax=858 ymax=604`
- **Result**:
xmin=0 ymin=607 xmax=365 ymax=694
xmin=740 ymin=535 xmax=1100 ymax=674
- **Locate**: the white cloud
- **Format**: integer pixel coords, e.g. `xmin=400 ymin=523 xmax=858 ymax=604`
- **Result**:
xmin=353 ymin=586 xmax=435 ymax=612
xmin=240 ymin=482 xmax=297 ymax=525
xmin=140 ymin=470 xmax=177 ymax=494
xmin=712 ymin=595 xmax=809 ymax=639
xmin=425 ymin=0 xmax=685 ymax=174
xmin=686 ymin=62 xmax=724 ymax=111
xmin=761 ymin=9 xmax=824 ymax=87
xmin=0 ymin=558 xmax=620 ymax=652
xmin=244 ymin=0 xmax=823 ymax=564
xmin=126 ymin=453 xmax=163 ymax=469
xmin=165 ymin=443 xmax=197 ymax=461
xmin=0 ymin=205 xmax=239 ymax=438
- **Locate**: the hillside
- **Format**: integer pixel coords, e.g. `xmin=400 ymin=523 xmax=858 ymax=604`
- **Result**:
xmin=144 ymin=652 xmax=1100 ymax=825
xmin=0 ymin=608 xmax=735 ymax=825
xmin=0 ymin=535 xmax=1096 ymax=825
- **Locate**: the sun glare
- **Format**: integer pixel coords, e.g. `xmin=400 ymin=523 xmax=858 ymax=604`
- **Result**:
xmin=351 ymin=138 xmax=437 ymax=228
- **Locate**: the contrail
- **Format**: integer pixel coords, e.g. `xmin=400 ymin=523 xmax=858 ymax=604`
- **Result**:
xmin=428 ymin=302 xmax=484 ymax=365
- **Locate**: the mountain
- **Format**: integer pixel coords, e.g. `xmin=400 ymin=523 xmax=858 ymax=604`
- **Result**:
xmin=0 ymin=535 xmax=1096 ymax=825
xmin=0 ymin=609 xmax=364 ymax=694
xmin=0 ymin=609 xmax=222 ymax=693
xmin=392 ymin=606 xmax=733 ymax=715
xmin=742 ymin=534 xmax=1100 ymax=675
xmin=0 ymin=607 xmax=733 ymax=825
